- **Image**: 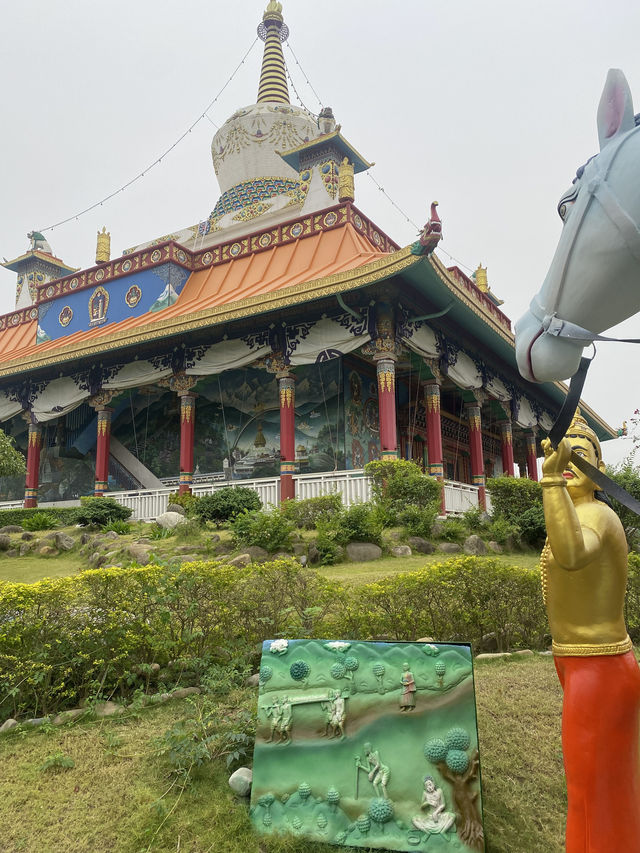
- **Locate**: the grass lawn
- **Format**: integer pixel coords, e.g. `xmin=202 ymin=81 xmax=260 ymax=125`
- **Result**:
xmin=0 ymin=554 xmax=86 ymax=584
xmin=0 ymin=655 xmax=566 ymax=853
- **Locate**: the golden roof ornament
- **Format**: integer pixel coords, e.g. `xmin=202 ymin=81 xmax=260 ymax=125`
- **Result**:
xmin=257 ymin=1 xmax=289 ymax=103
xmin=95 ymin=226 xmax=111 ymax=264
xmin=263 ymin=1 xmax=284 ymax=22
xmin=474 ymin=264 xmax=488 ymax=292
xmin=338 ymin=157 xmax=354 ymax=203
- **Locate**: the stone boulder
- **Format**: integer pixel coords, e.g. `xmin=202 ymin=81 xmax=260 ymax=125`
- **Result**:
xmin=439 ymin=542 xmax=462 ymax=554
xmin=487 ymin=541 xmax=502 ymax=553
xmin=21 ymin=531 xmax=35 ymax=541
xmin=38 ymin=545 xmax=58 ymax=557
xmin=156 ymin=511 xmax=187 ymax=530
xmin=172 ymin=687 xmax=201 ymax=699
xmin=307 ymin=543 xmax=321 ymax=564
xmin=89 ymin=551 xmax=107 ymax=568
xmin=128 ymin=545 xmax=150 ymax=565
xmin=104 ymin=530 xmax=120 ymax=540
xmin=0 ymin=525 xmax=23 ymax=534
xmin=463 ymin=535 xmax=487 ymax=556
xmin=408 ymin=536 xmax=436 ymax=554
xmin=55 ymin=532 xmax=75 ymax=552
xmin=229 ymin=766 xmax=253 ymax=797
xmin=52 ymin=708 xmax=85 ymax=725
xmin=209 ymin=534 xmax=220 ymax=544
xmin=245 ymin=545 xmax=270 ymax=562
xmin=244 ymin=673 xmax=260 ymax=688
xmin=346 ymin=542 xmax=382 ymax=562
xmin=19 ymin=542 xmax=33 ymax=556
xmin=229 ymin=553 xmax=251 ymax=568
xmin=166 ymin=503 xmax=186 ymax=516
xmin=94 ymin=701 xmax=125 ymax=719
xmin=0 ymin=534 xmax=12 ymax=551
xmin=391 ymin=545 xmax=412 ymax=557
xmin=0 ymin=718 xmax=17 ymax=733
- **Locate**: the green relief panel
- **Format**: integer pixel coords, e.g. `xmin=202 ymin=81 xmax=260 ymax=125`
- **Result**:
xmin=251 ymin=639 xmax=485 ymax=852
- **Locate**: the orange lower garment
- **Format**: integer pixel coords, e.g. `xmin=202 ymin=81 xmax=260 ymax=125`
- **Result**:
xmin=555 ymin=650 xmax=640 ymax=852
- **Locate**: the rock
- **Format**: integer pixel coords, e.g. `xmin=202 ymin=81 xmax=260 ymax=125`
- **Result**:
xmin=431 ymin=519 xmax=445 ymax=538
xmin=0 ymin=525 xmax=23 ymax=534
xmin=160 ymin=693 xmax=171 ymax=702
xmin=105 ymin=530 xmax=120 ymax=540
xmin=245 ymin=673 xmax=260 ymax=688
xmin=179 ymin=554 xmax=200 ymax=563
xmin=391 ymin=545 xmax=412 ymax=557
xmin=487 ymin=541 xmax=503 ymax=553
xmin=24 ymin=717 xmax=49 ymax=727
xmin=292 ymin=543 xmax=306 ymax=556
xmin=0 ymin=718 xmax=18 ymax=733
xmin=6 ymin=549 xmax=17 ymax=557
xmin=44 ymin=532 xmax=57 ymax=540
xmin=475 ymin=652 xmax=511 ymax=660
xmin=175 ymin=545 xmax=202 ymax=554
xmin=136 ymin=538 xmax=151 ymax=545
xmin=439 ymin=542 xmax=462 ymax=554
xmin=94 ymin=701 xmax=125 ymax=718
xmin=346 ymin=542 xmax=382 ymax=562
xmin=463 ymin=535 xmax=487 ymax=556
xmin=245 ymin=545 xmax=270 ymax=562
xmin=273 ymin=552 xmax=291 ymax=561
xmin=38 ymin=546 xmax=58 ymax=557
xmin=172 ymin=687 xmax=201 ymax=699
xmin=166 ymin=503 xmax=186 ymax=516
xmin=416 ymin=637 xmax=435 ymax=643
xmin=52 ymin=708 xmax=85 ymax=725
xmin=88 ymin=551 xmax=106 ymax=568
xmin=19 ymin=543 xmax=33 ymax=556
xmin=229 ymin=766 xmax=253 ymax=797
xmin=514 ymin=649 xmax=534 ymax=656
xmin=80 ymin=532 xmax=92 ymax=545
xmin=21 ymin=531 xmax=35 ymax=541
xmin=480 ymin=632 xmax=498 ymax=652
xmin=217 ymin=554 xmax=232 ymax=562
xmin=308 ymin=543 xmax=321 ymax=564
xmin=229 ymin=553 xmax=251 ymax=567
xmin=128 ymin=545 xmax=150 ymax=565
xmin=0 ymin=534 xmax=12 ymax=551
xmin=55 ymin=532 xmax=75 ymax=551
xmin=90 ymin=536 xmax=106 ymax=549
xmin=150 ymin=663 xmax=161 ymax=673
xmin=156 ymin=511 xmax=187 ymax=530
xmin=408 ymin=536 xmax=436 ymax=554
xmin=209 ymin=533 xmax=220 ymax=544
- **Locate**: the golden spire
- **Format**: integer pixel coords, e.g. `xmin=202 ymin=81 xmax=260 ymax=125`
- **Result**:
xmin=96 ymin=226 xmax=111 ymax=264
xmin=256 ymin=1 xmax=290 ymax=104
xmin=474 ymin=263 xmax=488 ymax=292
xmin=338 ymin=157 xmax=355 ymax=202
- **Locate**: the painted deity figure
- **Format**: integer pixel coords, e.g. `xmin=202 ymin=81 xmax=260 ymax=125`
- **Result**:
xmin=266 ymin=696 xmax=282 ymax=743
xmin=412 ymin=776 xmax=456 ymax=836
xmin=540 ymin=413 xmax=640 ymax=852
xmin=399 ymin=662 xmax=416 ymax=711
xmin=356 ymin=743 xmax=390 ymax=799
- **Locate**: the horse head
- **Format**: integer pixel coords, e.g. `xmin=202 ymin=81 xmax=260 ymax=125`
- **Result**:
xmin=515 ymin=69 xmax=640 ymax=382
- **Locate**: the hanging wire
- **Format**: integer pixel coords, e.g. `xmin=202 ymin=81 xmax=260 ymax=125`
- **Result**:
xmin=285 ymin=62 xmax=318 ymax=116
xmin=366 ymin=172 xmax=420 ymax=231
xmin=37 ymin=38 xmax=259 ymax=233
xmin=285 ymin=41 xmax=324 ymax=109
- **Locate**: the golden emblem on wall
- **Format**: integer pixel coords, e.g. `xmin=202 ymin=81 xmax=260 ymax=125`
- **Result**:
xmin=88 ymin=286 xmax=109 ymax=327
xmin=58 ymin=306 xmax=73 ymax=327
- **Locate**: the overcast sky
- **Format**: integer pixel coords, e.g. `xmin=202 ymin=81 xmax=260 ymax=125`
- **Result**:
xmin=1 ymin=0 xmax=639 ymax=465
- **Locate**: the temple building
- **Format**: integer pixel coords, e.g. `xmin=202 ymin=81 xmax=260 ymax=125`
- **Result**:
xmin=0 ymin=2 xmax=615 ymax=515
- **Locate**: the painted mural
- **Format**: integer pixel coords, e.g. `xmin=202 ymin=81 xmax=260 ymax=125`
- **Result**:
xmin=251 ymin=639 xmax=484 ymax=851
xmin=36 ymin=263 xmax=189 ymax=344
xmin=344 ymin=362 xmax=380 ymax=469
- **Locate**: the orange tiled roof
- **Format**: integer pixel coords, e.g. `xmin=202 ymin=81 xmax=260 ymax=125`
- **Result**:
xmin=0 ymin=222 xmax=395 ymax=374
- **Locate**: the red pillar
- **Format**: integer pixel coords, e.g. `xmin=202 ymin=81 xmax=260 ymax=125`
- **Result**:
xmin=466 ymin=403 xmax=486 ymax=509
xmin=525 ymin=431 xmax=539 ymax=482
xmin=94 ymin=408 xmax=113 ymax=496
xmin=24 ymin=421 xmax=42 ymax=508
xmin=376 ymin=356 xmax=398 ymax=460
xmin=278 ymin=373 xmax=296 ymax=501
xmin=424 ymin=381 xmax=446 ymax=513
xmin=179 ymin=393 xmax=196 ymax=495
xmin=500 ymin=420 xmax=515 ymax=477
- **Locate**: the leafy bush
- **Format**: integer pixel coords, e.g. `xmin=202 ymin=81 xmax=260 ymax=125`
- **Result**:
xmin=332 ymin=503 xmax=383 ymax=546
xmin=174 ymin=517 xmax=204 ymax=542
xmin=192 ymin=487 xmax=261 ymax=526
xmin=365 ymin=459 xmax=441 ymax=524
xmin=0 ymin=507 xmax=78 ymax=528
xmin=486 ymin=476 xmax=542 ymax=525
xmin=103 ymin=520 xmax=131 ymax=535
xmin=518 ymin=505 xmax=546 ymax=548
xmin=149 ymin=524 xmax=174 ymax=540
xmin=487 ymin=517 xmax=521 ymax=547
xmin=438 ymin=518 xmax=467 ymax=543
xmin=462 ymin=507 xmax=489 ymax=533
xmin=168 ymin=491 xmax=201 ymax=516
xmin=22 ymin=512 xmax=57 ymax=531
xmin=627 ymin=553 xmax=640 ymax=642
xmin=0 ymin=429 xmax=25 ymax=477
xmin=74 ymin=497 xmax=132 ymax=528
xmin=314 ymin=523 xmax=344 ymax=565
xmin=398 ymin=504 xmax=439 ymax=539
xmin=607 ymin=463 xmax=640 ymax=547
xmin=231 ymin=508 xmax=293 ymax=552
xmin=281 ymin=493 xmax=342 ymax=530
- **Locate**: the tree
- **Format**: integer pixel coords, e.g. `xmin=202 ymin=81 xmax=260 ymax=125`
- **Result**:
xmin=424 ymin=728 xmax=483 ymax=851
xmin=0 ymin=429 xmax=25 ymax=478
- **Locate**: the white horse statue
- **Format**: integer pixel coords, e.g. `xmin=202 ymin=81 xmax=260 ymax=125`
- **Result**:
xmin=515 ymin=69 xmax=640 ymax=383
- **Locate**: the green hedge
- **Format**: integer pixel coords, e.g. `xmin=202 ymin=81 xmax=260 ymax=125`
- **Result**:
xmin=486 ymin=476 xmax=542 ymax=525
xmin=0 ymin=507 xmax=80 ymax=528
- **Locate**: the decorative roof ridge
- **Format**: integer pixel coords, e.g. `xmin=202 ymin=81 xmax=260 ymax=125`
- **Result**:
xmin=2 ymin=250 xmax=77 ymax=273
xmin=432 ymin=258 xmax=512 ymax=333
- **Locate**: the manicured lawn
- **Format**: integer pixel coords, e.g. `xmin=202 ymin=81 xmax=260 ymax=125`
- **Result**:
xmin=0 ymin=555 xmax=86 ymax=584
xmin=0 ymin=655 xmax=566 ymax=853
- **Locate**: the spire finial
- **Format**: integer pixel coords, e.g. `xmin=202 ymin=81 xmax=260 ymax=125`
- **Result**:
xmin=256 ymin=2 xmax=290 ymax=104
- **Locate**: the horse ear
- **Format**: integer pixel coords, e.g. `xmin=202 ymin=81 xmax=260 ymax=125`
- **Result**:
xmin=597 ymin=68 xmax=635 ymax=150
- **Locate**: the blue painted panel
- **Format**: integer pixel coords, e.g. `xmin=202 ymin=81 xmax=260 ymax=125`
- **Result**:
xmin=36 ymin=263 xmax=189 ymax=344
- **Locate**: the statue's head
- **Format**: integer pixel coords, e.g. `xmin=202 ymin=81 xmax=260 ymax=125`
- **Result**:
xmin=564 ymin=411 xmax=606 ymax=498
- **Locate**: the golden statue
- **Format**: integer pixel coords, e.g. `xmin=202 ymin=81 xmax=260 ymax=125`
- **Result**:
xmin=96 ymin=226 xmax=111 ymax=264
xmin=540 ymin=412 xmax=640 ymax=852
xmin=338 ymin=157 xmax=354 ymax=203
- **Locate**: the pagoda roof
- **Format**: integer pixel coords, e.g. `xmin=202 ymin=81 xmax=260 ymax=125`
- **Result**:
xmin=279 ymin=131 xmax=372 ymax=173
xmin=2 ymin=250 xmax=76 ymax=274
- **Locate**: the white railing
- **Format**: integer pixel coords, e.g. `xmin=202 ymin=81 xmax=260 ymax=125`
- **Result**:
xmin=294 ymin=469 xmax=372 ymax=506
xmin=0 ymin=472 xmax=486 ymax=521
